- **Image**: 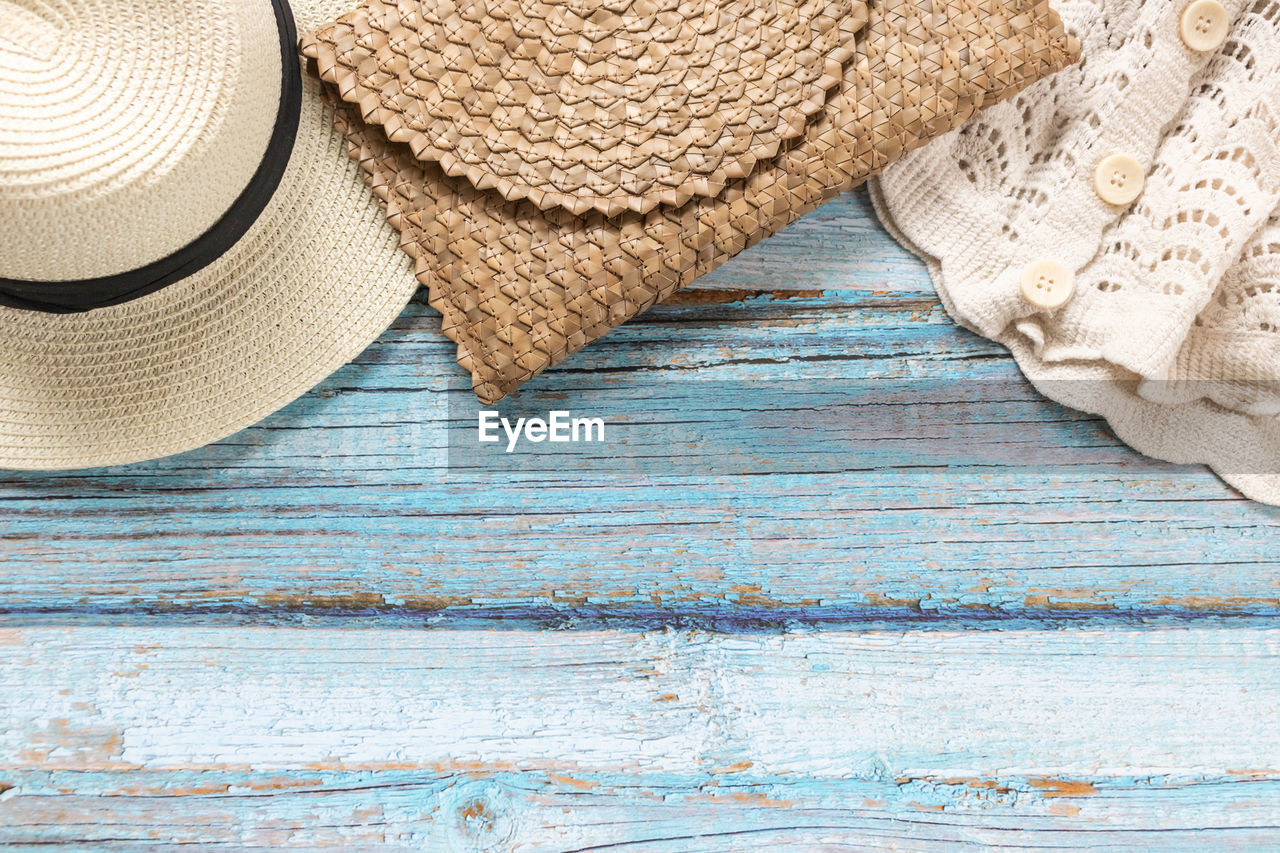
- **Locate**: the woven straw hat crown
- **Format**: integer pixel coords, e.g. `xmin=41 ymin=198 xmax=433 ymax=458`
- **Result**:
xmin=0 ymin=0 xmax=420 ymax=470
xmin=0 ymin=0 xmax=287 ymax=286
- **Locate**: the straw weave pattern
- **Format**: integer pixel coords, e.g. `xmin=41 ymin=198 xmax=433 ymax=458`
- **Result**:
xmin=0 ymin=0 xmax=280 ymax=281
xmin=304 ymin=0 xmax=864 ymax=218
xmin=0 ymin=0 xmax=419 ymax=470
xmin=305 ymin=0 xmax=1078 ymax=403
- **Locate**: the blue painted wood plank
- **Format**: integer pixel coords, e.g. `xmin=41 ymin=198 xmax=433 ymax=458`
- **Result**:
xmin=0 ymin=285 xmax=1276 ymax=624
xmin=693 ymin=187 xmax=923 ymax=290
xmin=2 ymin=626 xmax=1279 ymax=848
xmin=5 ymin=769 xmax=1279 ymax=850
xmin=0 ymin=292 xmax=1274 ymax=625
xmin=1 ymin=187 xmax=1276 ymax=848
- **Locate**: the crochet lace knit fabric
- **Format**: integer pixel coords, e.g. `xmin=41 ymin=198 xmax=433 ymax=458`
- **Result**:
xmin=870 ymin=0 xmax=1280 ymax=503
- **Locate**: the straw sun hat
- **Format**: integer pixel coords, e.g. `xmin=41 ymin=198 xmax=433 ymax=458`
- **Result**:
xmin=0 ymin=0 xmax=419 ymax=469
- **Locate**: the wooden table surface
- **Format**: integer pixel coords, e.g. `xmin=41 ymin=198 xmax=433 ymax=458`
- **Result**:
xmin=2 ymin=188 xmax=1278 ymax=851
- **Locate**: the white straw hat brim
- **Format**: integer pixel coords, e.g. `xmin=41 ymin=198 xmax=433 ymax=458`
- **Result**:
xmin=0 ymin=58 xmax=419 ymax=469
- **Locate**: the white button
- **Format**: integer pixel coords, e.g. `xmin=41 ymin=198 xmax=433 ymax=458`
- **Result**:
xmin=1020 ymin=260 xmax=1074 ymax=309
xmin=1094 ymin=153 xmax=1145 ymax=206
xmin=1180 ymin=0 xmax=1229 ymax=52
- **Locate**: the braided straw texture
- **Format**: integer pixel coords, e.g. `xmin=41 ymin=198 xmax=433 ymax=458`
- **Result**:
xmin=304 ymin=0 xmax=1078 ymax=403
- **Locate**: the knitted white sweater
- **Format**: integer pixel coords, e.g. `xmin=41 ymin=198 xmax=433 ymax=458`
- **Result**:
xmin=870 ymin=0 xmax=1280 ymax=503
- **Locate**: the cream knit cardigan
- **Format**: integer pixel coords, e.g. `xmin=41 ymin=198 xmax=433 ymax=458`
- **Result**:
xmin=870 ymin=0 xmax=1280 ymax=503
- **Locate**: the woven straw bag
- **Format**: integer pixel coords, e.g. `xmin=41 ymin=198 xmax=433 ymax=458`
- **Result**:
xmin=303 ymin=0 xmax=1078 ymax=403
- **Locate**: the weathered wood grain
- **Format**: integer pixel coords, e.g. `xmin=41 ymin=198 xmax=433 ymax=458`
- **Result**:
xmin=3 ymin=187 xmax=1277 ymax=847
xmin=2 ymin=626 xmax=1278 ymax=849
xmin=693 ymin=188 xmax=923 ymax=290
xmin=7 ymin=770 xmax=1279 ymax=851
xmin=1 ymin=283 xmax=1276 ymax=624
